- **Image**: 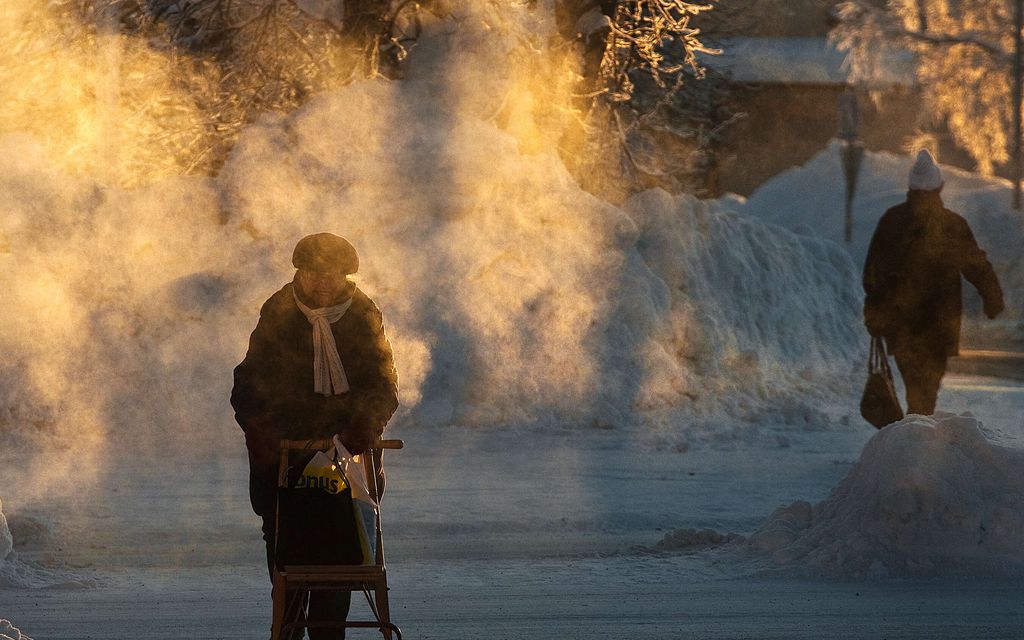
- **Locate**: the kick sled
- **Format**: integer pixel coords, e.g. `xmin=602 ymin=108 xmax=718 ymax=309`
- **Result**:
xmin=271 ymin=437 xmax=404 ymax=640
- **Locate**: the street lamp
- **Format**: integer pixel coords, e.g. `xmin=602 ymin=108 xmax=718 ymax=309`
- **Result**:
xmin=838 ymin=88 xmax=864 ymax=243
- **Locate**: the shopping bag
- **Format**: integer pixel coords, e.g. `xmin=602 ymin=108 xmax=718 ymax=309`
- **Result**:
xmin=859 ymin=337 xmax=903 ymax=429
xmin=275 ymin=444 xmax=363 ymax=567
xmin=333 ymin=435 xmax=378 ymax=565
xmin=295 ymin=447 xmax=348 ymax=494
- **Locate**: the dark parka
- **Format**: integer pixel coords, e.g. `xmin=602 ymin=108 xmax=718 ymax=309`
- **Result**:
xmin=231 ymin=281 xmax=400 ymax=477
xmin=863 ymin=190 xmax=1003 ymax=356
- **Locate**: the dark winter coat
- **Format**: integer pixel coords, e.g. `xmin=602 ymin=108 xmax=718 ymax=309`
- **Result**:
xmin=231 ymin=281 xmax=399 ymax=471
xmin=862 ymin=190 xmax=1003 ymax=356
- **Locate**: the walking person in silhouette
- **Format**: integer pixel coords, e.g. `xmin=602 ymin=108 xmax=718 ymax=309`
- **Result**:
xmin=863 ymin=150 xmax=1004 ymax=415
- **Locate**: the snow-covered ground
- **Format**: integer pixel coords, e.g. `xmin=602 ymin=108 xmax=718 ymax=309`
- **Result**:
xmin=3 ymin=3 xmax=1024 ymax=638
xmin=3 ymin=375 xmax=1024 ymax=638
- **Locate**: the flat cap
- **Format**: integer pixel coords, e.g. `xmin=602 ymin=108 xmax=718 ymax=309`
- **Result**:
xmin=292 ymin=233 xmax=359 ymax=274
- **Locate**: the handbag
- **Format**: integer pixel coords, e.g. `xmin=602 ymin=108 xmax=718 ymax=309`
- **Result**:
xmin=859 ymin=337 xmax=904 ymax=429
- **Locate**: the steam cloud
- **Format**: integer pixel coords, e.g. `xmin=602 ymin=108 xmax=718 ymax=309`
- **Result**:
xmin=0 ymin=3 xmax=863 ymax=502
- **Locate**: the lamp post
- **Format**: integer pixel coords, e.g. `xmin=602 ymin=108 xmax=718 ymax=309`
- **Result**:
xmin=838 ymin=88 xmax=864 ymax=243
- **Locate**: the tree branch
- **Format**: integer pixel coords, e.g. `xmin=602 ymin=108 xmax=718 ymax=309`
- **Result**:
xmin=897 ymin=27 xmax=1010 ymax=63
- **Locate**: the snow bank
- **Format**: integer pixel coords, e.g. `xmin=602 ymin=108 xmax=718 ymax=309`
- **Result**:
xmin=0 ymin=498 xmax=91 ymax=589
xmin=0 ymin=498 xmax=11 ymax=565
xmin=0 ymin=620 xmax=33 ymax=640
xmin=729 ymin=141 xmax=1024 ymax=334
xmin=627 ymin=190 xmax=862 ymax=425
xmin=748 ymin=413 xmax=1024 ymax=576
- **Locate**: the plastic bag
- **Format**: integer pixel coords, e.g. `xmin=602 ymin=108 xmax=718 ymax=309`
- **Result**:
xmin=332 ymin=436 xmax=378 ymax=564
xmin=295 ymin=448 xmax=347 ymax=494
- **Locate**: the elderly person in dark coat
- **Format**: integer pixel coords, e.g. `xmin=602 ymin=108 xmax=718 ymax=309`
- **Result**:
xmin=863 ymin=150 xmax=1004 ymax=415
xmin=232 ymin=232 xmax=399 ymax=639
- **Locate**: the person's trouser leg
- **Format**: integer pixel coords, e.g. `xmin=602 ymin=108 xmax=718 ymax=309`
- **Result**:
xmin=252 ymin=464 xmax=307 ymax=640
xmin=266 ymin=510 xmax=352 ymax=640
xmin=307 ymin=590 xmax=352 ymax=640
xmin=249 ymin=464 xmax=278 ymax=580
xmin=893 ymin=348 xmax=947 ymax=415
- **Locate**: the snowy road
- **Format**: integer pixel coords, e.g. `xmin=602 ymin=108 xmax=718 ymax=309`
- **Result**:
xmin=5 ymin=562 xmax=1024 ymax=639
xmin=3 ymin=374 xmax=1024 ymax=639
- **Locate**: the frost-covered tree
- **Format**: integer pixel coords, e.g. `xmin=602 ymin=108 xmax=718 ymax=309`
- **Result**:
xmin=595 ymin=0 xmax=714 ymax=101
xmin=133 ymin=0 xmax=422 ymax=172
xmin=831 ymin=0 xmax=1018 ymax=174
xmin=0 ymin=1 xmax=217 ymax=184
xmin=7 ymin=0 xmax=422 ymax=182
xmin=6 ymin=0 xmax=725 ymax=193
xmin=556 ymin=0 xmax=739 ymax=200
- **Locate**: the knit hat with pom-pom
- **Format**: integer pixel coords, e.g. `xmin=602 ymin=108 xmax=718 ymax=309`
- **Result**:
xmin=908 ymin=149 xmax=943 ymax=191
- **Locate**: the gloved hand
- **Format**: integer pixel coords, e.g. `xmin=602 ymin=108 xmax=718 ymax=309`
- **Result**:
xmin=339 ymin=432 xmax=374 ymax=456
xmin=984 ymin=297 xmax=1005 ymax=319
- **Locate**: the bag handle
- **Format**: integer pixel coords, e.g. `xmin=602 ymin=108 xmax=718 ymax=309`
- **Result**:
xmin=869 ymin=337 xmax=893 ymax=376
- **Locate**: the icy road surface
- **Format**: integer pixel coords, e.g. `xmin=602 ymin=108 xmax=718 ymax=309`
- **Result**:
xmin=3 ymin=374 xmax=1024 ymax=639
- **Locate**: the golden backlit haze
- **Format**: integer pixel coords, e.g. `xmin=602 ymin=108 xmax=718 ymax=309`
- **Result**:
xmin=0 ymin=0 xmax=209 ymax=185
xmin=835 ymin=0 xmax=1018 ymax=174
xmin=0 ymin=2 xmax=642 ymax=501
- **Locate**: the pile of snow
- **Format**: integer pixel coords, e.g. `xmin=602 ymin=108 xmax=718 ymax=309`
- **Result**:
xmin=729 ymin=141 xmax=1024 ymax=335
xmin=0 ymin=498 xmax=11 ymax=566
xmin=747 ymin=414 xmax=1024 ymax=576
xmin=0 ymin=499 xmax=90 ymax=589
xmin=625 ymin=189 xmax=863 ymax=427
xmin=0 ymin=620 xmax=32 ymax=640
xmin=0 ymin=1 xmax=865 ymax=475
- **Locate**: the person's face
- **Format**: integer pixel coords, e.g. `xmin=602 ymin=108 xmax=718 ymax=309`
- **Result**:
xmin=297 ymin=268 xmax=350 ymax=308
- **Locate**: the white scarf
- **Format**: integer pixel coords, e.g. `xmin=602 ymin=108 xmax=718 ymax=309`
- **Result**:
xmin=292 ymin=288 xmax=354 ymax=396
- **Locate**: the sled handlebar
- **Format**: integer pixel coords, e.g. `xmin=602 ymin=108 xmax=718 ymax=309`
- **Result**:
xmin=278 ymin=438 xmax=405 ymax=451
